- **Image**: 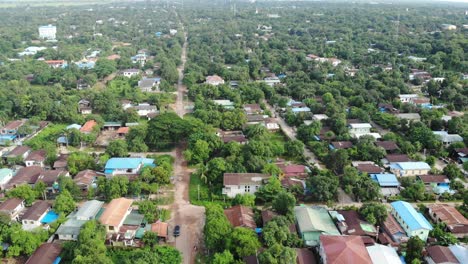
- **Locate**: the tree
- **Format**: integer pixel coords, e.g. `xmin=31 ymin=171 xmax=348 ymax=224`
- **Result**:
xmin=106 ymin=139 xmax=129 ymax=157
xmin=405 ymin=237 xmax=424 ymax=263
xmin=429 ymin=223 xmax=458 ymax=246
xmin=185 ymin=139 xmax=210 ymax=164
xmin=359 ymin=203 xmax=388 ymax=225
xmin=307 ymin=174 xmax=339 ymax=202
xmin=72 ymin=220 xmax=112 ymax=264
xmin=284 ymin=140 xmax=304 ymax=159
xmin=67 ymin=152 xmax=95 ymax=175
xmin=204 ymin=204 xmax=232 ymax=253
xmin=272 ymin=191 xmax=296 ymax=216
xmin=141 ymin=231 xmax=158 ymax=248
xmin=7 ymin=185 xmax=36 ymax=206
xmin=94 ymin=59 xmax=116 ymax=79
xmin=146 ymin=113 xmax=189 ymax=150
xmin=443 ymin=164 xmax=462 ymax=180
xmin=256 ymin=177 xmax=283 ymax=203
xmin=258 ymin=244 xmax=297 ymax=264
xmin=212 ymin=250 xmax=235 ymax=264
xmin=232 ymin=194 xmax=256 ymax=207
xmin=228 ymin=227 xmax=261 ymax=258
xmin=262 ymin=163 xmax=282 ymax=177
xmin=262 ymin=220 xmax=290 ymax=247
xmin=206 ymin=157 xmax=227 ymax=184
xmin=296 ymin=122 xmax=322 ymax=143
xmin=325 ymin=149 xmax=350 ymax=175
xmin=54 ymin=190 xmax=76 ymax=215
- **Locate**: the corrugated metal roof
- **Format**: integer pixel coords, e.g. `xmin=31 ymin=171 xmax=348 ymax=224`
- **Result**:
xmin=392 ymin=162 xmax=430 ymax=171
xmin=391 ymin=201 xmax=433 ymax=231
xmin=294 ymin=206 xmax=339 ymax=235
xmin=105 ymin=158 xmax=154 ymax=170
xmin=366 ymin=244 xmax=402 ymax=264
xmin=75 ymin=200 xmax=104 ymax=220
xmin=371 ymin=174 xmax=400 ymax=187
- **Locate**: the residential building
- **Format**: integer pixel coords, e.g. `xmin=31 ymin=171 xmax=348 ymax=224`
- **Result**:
xmin=243 ymin=104 xmax=262 ymax=115
xmin=382 ymin=154 xmax=411 ymax=165
xmin=427 ymin=204 xmax=468 ymax=238
xmin=25 ymin=149 xmax=47 ymax=167
xmin=78 ymin=99 xmax=92 ymax=115
xmin=131 ymin=53 xmax=147 ymax=66
xmin=117 ymin=127 xmax=130 ymax=137
xmin=449 ymin=245 xmax=467 ymax=264
xmin=0 ymin=168 xmax=14 ymax=190
xmin=294 ymin=206 xmax=340 ymax=246
xmin=151 ymin=221 xmax=169 ymax=241
xmin=246 ymin=114 xmax=266 ymax=125
xmin=329 ymin=141 xmax=353 ymax=150
xmin=398 ymin=94 xmax=418 ymax=103
xmin=25 ymin=243 xmax=62 ymax=264
xmin=441 ymin=24 xmax=457 ymax=30
xmin=366 ymin=244 xmax=402 ymax=264
xmin=18 ymin=46 xmax=47 ymax=56
xmin=138 ymin=77 xmax=161 ymax=92
xmin=224 ymin=205 xmax=257 ymax=229
xmin=395 ymin=113 xmax=421 ymax=122
xmin=104 ymin=158 xmax=154 ymax=177
xmin=222 ymin=173 xmax=270 ymax=198
xmin=381 ymin=213 xmax=407 ymax=243
xmin=129 ymin=103 xmax=158 ymax=117
xmin=38 ymin=25 xmax=57 ymax=40
xmin=80 ymin=120 xmax=97 ymax=134
xmin=370 ymin=173 xmax=400 ymax=197
xmin=433 ymin=131 xmax=464 ymax=146
xmin=38 ymin=170 xmax=70 ymax=193
xmin=217 ymin=130 xmax=248 ymax=144
xmin=213 ymin=100 xmax=235 ymax=110
xmin=263 ymin=76 xmax=281 ymax=87
xmin=265 ymin=119 xmax=280 ymax=131
xmin=0 ymin=198 xmax=25 ymax=221
xmin=296 ymin=248 xmax=317 ymax=264
xmin=453 ymin=148 xmax=468 ymax=163
xmin=21 ymin=200 xmax=51 ymax=230
xmin=1 ymin=120 xmax=25 ymax=135
xmin=169 ymin=29 xmax=178 ymax=35
xmin=277 ymin=164 xmax=309 ymax=179
xmin=121 ymin=69 xmax=140 ymax=78
xmin=375 ymin=141 xmax=399 ymax=152
xmin=330 ymin=210 xmax=377 ymax=237
xmin=74 ymin=170 xmax=98 ymax=191
xmin=312 ymin=114 xmax=329 ymax=122
xmin=291 ymin=107 xmax=312 ymax=115
xmin=354 ymin=162 xmax=384 ymax=174
xmin=5 ymin=166 xmax=43 ymax=189
xmin=390 ymin=201 xmax=433 ymax=241
xmin=389 ymin=162 xmax=431 ymax=177
xmin=417 ymin=175 xmax=453 ymax=194
xmin=53 ymin=154 xmax=68 ymax=170
xmin=205 ymin=75 xmax=225 ymax=86
xmin=319 ymin=235 xmax=372 ymax=264
xmin=99 ymin=198 xmax=133 ymax=234
xmin=44 ymin=60 xmax=67 ymax=69
xmin=348 ymin=123 xmax=381 ymax=139
xmin=56 ymin=200 xmax=104 ymax=240
xmin=425 ymin=246 xmax=460 ymax=264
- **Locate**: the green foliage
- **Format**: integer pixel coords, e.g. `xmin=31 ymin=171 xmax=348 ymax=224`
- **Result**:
xmin=0 ymin=223 xmax=49 ymax=257
xmin=6 ymin=185 xmax=36 ymax=206
xmin=258 ymin=243 xmax=297 ymax=264
xmin=54 ymin=190 xmax=76 ymax=215
xmin=272 ymin=192 xmax=296 ymax=216
xmin=212 ymin=250 xmax=235 ymax=264
xmin=307 ymin=173 xmax=339 ymax=202
xmin=405 ymin=237 xmax=424 ymax=264
xmin=71 ymin=221 xmax=112 ymax=264
xmin=227 ymin=227 xmax=261 ymax=258
xmin=342 ymin=167 xmax=381 ymax=202
xmin=443 ymin=164 xmax=462 ymax=180
xmin=106 ymin=139 xmax=129 ymax=158
xmin=284 ymin=140 xmax=304 ymax=159
xmin=97 ymin=176 xmax=129 ymax=201
xmin=204 ymin=204 xmax=233 ymax=253
xmin=359 ymin=203 xmax=388 ymax=225
xmin=232 ymin=194 xmax=255 ymax=207
xmin=429 ymin=223 xmax=458 ymax=246
xmin=67 ymin=152 xmax=96 ymax=175
xmin=255 ymin=177 xmax=283 ymax=204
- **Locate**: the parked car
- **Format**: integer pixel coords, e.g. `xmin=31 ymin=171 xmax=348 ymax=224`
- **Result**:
xmin=174 ymin=225 xmax=180 ymax=237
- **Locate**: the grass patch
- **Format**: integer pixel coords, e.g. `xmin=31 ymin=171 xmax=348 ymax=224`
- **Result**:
xmin=24 ymin=123 xmax=67 ymax=150
xmin=189 ymin=173 xmax=231 ymax=207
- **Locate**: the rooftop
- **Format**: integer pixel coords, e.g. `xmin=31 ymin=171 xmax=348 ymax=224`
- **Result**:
xmin=320 ymin=235 xmax=372 ymax=264
xmin=417 ymin=175 xmax=449 ymax=184
xmin=366 ymin=244 xmax=402 ymax=264
xmin=74 ymin=170 xmax=98 ymax=186
xmin=391 ymin=201 xmax=433 ymax=231
xmin=25 ymin=150 xmax=47 ymax=162
xmin=391 ymin=162 xmax=430 ymax=171
xmin=224 ymin=205 xmax=256 ymax=229
xmin=7 ymin=166 xmax=43 ymax=187
xmin=375 ymin=141 xmax=399 ymax=151
xmin=0 ymin=168 xmax=13 ymax=182
xmin=0 ymin=198 xmax=23 ymax=212
xmin=349 ymin=123 xmax=372 ymax=129
xmin=22 ymin=200 xmax=50 ymax=221
xmin=80 ymin=120 xmax=97 ymax=133
xmin=426 ymin=246 xmax=460 ymax=264
xmin=356 ymin=164 xmax=383 ymax=174
xmin=449 ymin=245 xmax=467 ymax=264
xmin=428 ymin=204 xmax=468 ymax=227
xmin=382 ymin=213 xmax=405 ymax=237
xmin=105 ymin=158 xmax=154 ymax=170
xmin=25 ymin=243 xmax=62 ymax=264
xmin=5 ymin=145 xmax=31 ymax=157
xmin=99 ymin=198 xmax=133 ymax=227
xmin=294 ymin=206 xmax=339 ymax=236
xmin=296 ymin=248 xmax=317 ymax=264
xmin=335 ymin=210 xmax=377 ymax=236
xmin=223 ymin=173 xmax=269 ymax=186
xmin=385 ymin=154 xmax=411 ymax=163
xmin=76 ymin=200 xmax=104 ymax=220
xmin=330 ymin=141 xmax=353 ymax=149
xmin=370 ymin=174 xmax=400 ymax=187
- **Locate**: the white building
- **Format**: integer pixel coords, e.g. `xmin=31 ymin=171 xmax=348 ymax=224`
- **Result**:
xmin=433 ymin=131 xmax=464 ymax=147
xmin=390 ymin=201 xmax=433 ymax=242
xmin=21 ymin=201 xmax=51 ymax=231
xmin=169 ymin=29 xmax=178 ymax=35
xmin=121 ymin=69 xmax=140 ymax=78
xmin=130 ymin=103 xmax=158 ymax=117
xmin=398 ymin=94 xmax=419 ymax=103
xmin=263 ymin=76 xmax=281 ymax=87
xmin=38 ymin=25 xmax=57 ymax=40
xmin=222 ymin=173 xmax=270 ymax=198
xmin=348 ymin=123 xmax=380 ymax=139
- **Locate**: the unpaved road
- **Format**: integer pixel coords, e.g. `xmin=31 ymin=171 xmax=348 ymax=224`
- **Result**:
xmin=167 ymin=22 xmax=205 ymax=264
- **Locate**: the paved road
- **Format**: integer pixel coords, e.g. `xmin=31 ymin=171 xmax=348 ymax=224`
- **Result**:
xmin=263 ymin=101 xmax=324 ymax=169
xmin=168 ymin=21 xmax=205 ymax=264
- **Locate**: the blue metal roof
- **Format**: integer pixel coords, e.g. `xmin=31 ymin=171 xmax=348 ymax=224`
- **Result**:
xmin=105 ymin=158 xmax=154 ymax=170
xmin=392 ymin=162 xmax=430 ymax=171
xmin=370 ymin=174 xmax=400 ymax=187
xmin=391 ymin=201 xmax=433 ymax=231
xmin=66 ymin=124 xmax=82 ymax=130
xmin=291 ymin=107 xmax=311 ymax=113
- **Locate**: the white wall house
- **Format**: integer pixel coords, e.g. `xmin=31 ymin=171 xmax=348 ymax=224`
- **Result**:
xmin=104 ymin=158 xmax=154 ymax=177
xmin=38 ymin=25 xmax=57 ymax=40
xmin=122 ymin=69 xmax=140 ymax=78
xmin=21 ymin=201 xmax=50 ymax=231
xmin=391 ymin=201 xmax=432 ymax=242
xmin=398 ymin=94 xmax=418 ymax=103
xmin=390 ymin=162 xmax=431 ymax=177
xmin=222 ymin=173 xmax=270 ymax=198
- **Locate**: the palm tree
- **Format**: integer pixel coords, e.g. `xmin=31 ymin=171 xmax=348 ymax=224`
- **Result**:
xmin=198 ymin=162 xmax=208 ymax=184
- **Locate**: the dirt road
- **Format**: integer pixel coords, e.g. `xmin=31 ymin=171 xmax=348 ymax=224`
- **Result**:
xmin=168 ymin=22 xmax=206 ymax=264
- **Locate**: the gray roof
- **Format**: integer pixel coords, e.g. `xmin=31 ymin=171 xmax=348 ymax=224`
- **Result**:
xmin=294 ymin=206 xmax=340 ymax=234
xmin=75 ymin=200 xmax=104 ymax=220
xmin=55 ymin=217 xmax=87 ymax=236
xmin=55 ymin=200 xmax=104 ymax=238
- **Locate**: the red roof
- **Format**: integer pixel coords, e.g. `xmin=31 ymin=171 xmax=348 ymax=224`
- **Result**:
xmin=385 ymin=154 xmax=411 ymax=163
xmin=117 ymin=127 xmax=130 ymax=134
xmin=320 ymin=235 xmax=372 ymax=264
xmin=74 ymin=170 xmax=98 ymax=186
xmin=279 ymin=164 xmax=307 ymax=178
xmin=151 ymin=221 xmax=168 ymax=238
xmin=80 ymin=120 xmax=97 ymax=133
xmin=224 ymin=205 xmax=256 ymax=229
xmin=25 ymin=243 xmax=62 ymax=264
xmin=356 ymin=164 xmax=383 ymax=174
xmin=426 ymin=246 xmax=459 ymax=264
xmin=375 ymin=141 xmax=399 ymax=151
xmin=0 ymin=198 xmax=23 ymax=212
xmin=418 ymin=175 xmax=449 ymax=184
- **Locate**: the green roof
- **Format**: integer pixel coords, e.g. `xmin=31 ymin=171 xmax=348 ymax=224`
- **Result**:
xmin=294 ymin=206 xmax=340 ymax=246
xmin=123 ymin=211 xmax=145 ymax=226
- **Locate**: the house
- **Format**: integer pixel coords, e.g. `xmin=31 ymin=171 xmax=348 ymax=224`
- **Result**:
xmin=312 ymin=114 xmax=329 ymax=122
xmin=425 ymin=246 xmax=460 ymax=264
xmin=1 ymin=120 xmax=25 ymax=135
xmin=205 ymin=75 xmax=225 ymax=86
xmin=80 ymin=120 xmax=97 ymax=134
xmin=381 ymin=213 xmax=407 ymax=243
xmin=6 ymin=166 xmax=43 ymax=189
xmin=278 ymin=164 xmax=309 ymax=179
xmin=427 ymin=204 xmax=468 ymax=238
xmin=222 ymin=173 xmax=270 ymax=198
xmin=0 ymin=168 xmax=14 ymax=190
xmin=375 ymin=141 xmax=399 ymax=152
xmin=121 ymin=69 xmax=140 ymax=78
xmin=390 ymin=201 xmax=433 ymax=241
xmin=263 ymin=76 xmax=281 ymax=87
xmin=243 ymin=104 xmax=262 ymax=115
xmin=329 ymin=141 xmax=353 ymax=150
xmin=217 ymin=130 xmax=248 ymax=144
xmin=45 ymin=60 xmax=67 ymax=69
xmin=38 ymin=170 xmax=70 ymax=193
xmin=265 ymin=119 xmax=280 ymax=131
xmin=151 ymin=221 xmax=169 ymax=241
xmin=38 ymin=24 xmax=57 ymax=40
xmin=25 ymin=150 xmax=47 ymax=167
xmin=409 ymin=69 xmax=432 ymax=82
xmin=224 ymin=205 xmax=256 ymax=229
xmin=448 ymin=245 xmax=468 ymax=264
xmin=382 ymin=154 xmax=411 ymax=165
xmin=53 ymin=154 xmax=68 ymax=170
xmin=319 ymin=235 xmax=372 ymax=264
xmin=78 ymin=99 xmax=92 ymax=115
xmin=441 ymin=111 xmax=464 ymax=122
xmin=433 ymin=131 xmax=464 ymax=147
xmin=3 ymin=146 xmax=31 ymax=161
xmin=104 ymin=158 xmax=154 ymax=177
xmin=99 ymin=198 xmax=133 ymax=234
xmin=0 ymin=198 xmax=25 ymax=221
xmin=25 ymin=243 xmax=62 ymax=264
xmin=213 ymin=100 xmax=235 ymax=110
xmin=395 ymin=113 xmax=421 ymax=122
xmin=74 ymin=170 xmax=98 ymax=191
xmin=417 ymin=175 xmax=453 ymax=194
xmin=131 ymin=53 xmax=147 ymax=66
xmin=348 ymin=123 xmax=380 ymax=139
xmin=354 ymin=162 xmax=384 ymax=174
xmin=398 ymin=94 xmax=419 ymax=103
xmin=453 ymin=147 xmax=468 ymax=164
xmin=294 ymin=206 xmax=340 ymax=246
xmin=366 ymin=244 xmax=402 ymax=264
xmin=138 ymin=77 xmax=161 ymax=92
xmin=21 ymin=200 xmax=51 ymax=230
xmin=390 ymin=162 xmax=431 ymax=177
xmin=441 ymin=24 xmax=457 ymax=30
xmin=370 ymin=173 xmax=400 ymax=197
xmin=117 ymin=127 xmax=130 ymax=137
xmin=330 ymin=210 xmax=377 ymax=237
xmin=129 ymin=103 xmax=158 ymax=117
xmin=56 ymin=200 xmax=104 ymax=241
xmin=246 ymin=114 xmax=266 ymax=125
xmin=169 ymin=29 xmax=178 ymax=35
xmin=291 ymin=107 xmax=312 ymax=115
xmin=18 ymin=46 xmax=47 ymax=56
xmin=102 ymin=122 xmax=121 ymax=131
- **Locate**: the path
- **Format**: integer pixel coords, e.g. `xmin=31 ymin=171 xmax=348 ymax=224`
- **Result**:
xmin=168 ymin=21 xmax=205 ymax=264
xmin=264 ymin=101 xmax=324 ymax=169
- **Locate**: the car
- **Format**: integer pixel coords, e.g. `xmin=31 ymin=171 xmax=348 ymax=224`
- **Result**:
xmin=174 ymin=225 xmax=180 ymax=237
